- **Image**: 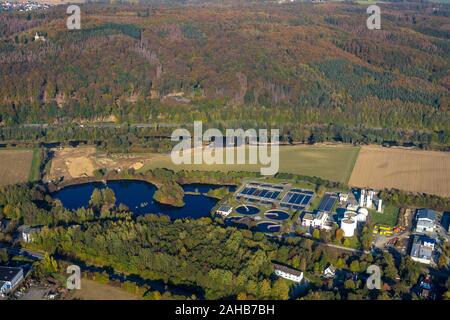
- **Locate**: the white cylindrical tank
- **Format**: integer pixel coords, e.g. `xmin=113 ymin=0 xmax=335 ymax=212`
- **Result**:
xmin=359 ymin=190 xmax=365 ymax=207
xmin=357 ymin=207 xmax=369 ymax=217
xmin=357 ymin=213 xmax=367 ymax=223
xmin=341 ymin=218 xmax=357 ymax=237
xmin=366 ymin=190 xmax=373 ymax=208
xmin=344 ymin=211 xmax=357 ymax=219
xmin=377 ymin=199 xmax=382 ymax=212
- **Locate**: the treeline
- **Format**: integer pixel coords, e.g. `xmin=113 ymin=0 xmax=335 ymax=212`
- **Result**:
xmin=1 ymin=123 xmax=448 ymax=153
xmin=380 ymin=189 xmax=450 ymax=212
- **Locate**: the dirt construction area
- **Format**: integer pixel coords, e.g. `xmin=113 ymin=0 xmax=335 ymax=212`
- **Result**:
xmin=349 ymin=146 xmax=450 ymax=197
xmin=47 ymin=146 xmax=157 ymax=181
xmin=0 ymin=149 xmax=33 ymax=186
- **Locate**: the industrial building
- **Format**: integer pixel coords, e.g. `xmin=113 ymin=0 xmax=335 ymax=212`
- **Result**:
xmin=340 ymin=215 xmax=357 ymax=237
xmin=273 ymin=263 xmax=303 ymax=283
xmin=301 ymin=212 xmax=315 ymax=227
xmin=358 ymin=189 xmax=383 ymax=212
xmin=410 ymin=235 xmax=435 ymax=265
xmin=235 ymin=181 xmax=315 ymax=211
xmin=0 ymin=266 xmax=24 ymax=295
xmin=216 ymin=205 xmax=233 ymax=217
xmin=313 ymin=211 xmax=333 ymax=230
xmin=338 ymin=193 xmax=349 ymax=203
xmin=301 ymin=211 xmax=333 ymax=230
xmin=317 ymin=193 xmax=338 ymax=213
xmin=415 ymin=209 xmax=436 ymax=233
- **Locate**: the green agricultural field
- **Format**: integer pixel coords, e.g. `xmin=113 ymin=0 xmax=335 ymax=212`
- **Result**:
xmin=140 ymin=145 xmax=360 ymax=184
xmin=29 ymin=148 xmax=43 ymax=183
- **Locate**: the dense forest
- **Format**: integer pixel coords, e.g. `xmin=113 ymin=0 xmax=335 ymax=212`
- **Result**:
xmin=0 ymin=2 xmax=448 ymax=148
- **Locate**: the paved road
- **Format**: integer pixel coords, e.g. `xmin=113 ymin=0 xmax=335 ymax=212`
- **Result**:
xmin=283 ymin=231 xmax=371 ymax=255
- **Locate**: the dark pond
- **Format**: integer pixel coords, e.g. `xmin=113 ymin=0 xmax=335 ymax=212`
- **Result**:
xmin=52 ymin=180 xmax=234 ymax=220
xmin=235 ymin=205 xmax=260 ymax=215
xmin=255 ymin=222 xmax=281 ymax=233
xmin=264 ymin=210 xmax=289 ymax=221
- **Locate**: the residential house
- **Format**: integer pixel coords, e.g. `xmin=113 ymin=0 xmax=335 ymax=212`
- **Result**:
xmin=415 ymin=209 xmax=436 ymax=233
xmin=323 ymin=264 xmax=336 ymax=279
xmin=21 ymin=226 xmax=41 ymax=243
xmin=410 ymin=235 xmax=435 ymax=264
xmin=273 ymin=263 xmax=303 ymax=283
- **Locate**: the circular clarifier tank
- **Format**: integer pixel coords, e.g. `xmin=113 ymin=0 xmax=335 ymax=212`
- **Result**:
xmin=264 ymin=210 xmax=289 ymax=221
xmin=235 ymin=205 xmax=260 ymax=215
xmin=255 ymin=221 xmax=281 ymax=233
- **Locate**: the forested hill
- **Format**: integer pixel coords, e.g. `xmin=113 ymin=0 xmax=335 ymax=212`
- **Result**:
xmin=0 ymin=2 xmax=448 ymax=136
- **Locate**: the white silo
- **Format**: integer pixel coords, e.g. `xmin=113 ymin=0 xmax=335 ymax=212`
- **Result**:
xmin=356 ymin=213 xmax=367 ymax=223
xmin=357 ymin=207 xmax=369 ymax=217
xmin=356 ymin=207 xmax=369 ymax=224
xmin=366 ymin=190 xmax=374 ymax=208
xmin=359 ymin=189 xmax=366 ymax=207
xmin=344 ymin=211 xmax=357 ymax=220
xmin=377 ymin=198 xmax=382 ymax=212
xmin=341 ymin=218 xmax=357 ymax=237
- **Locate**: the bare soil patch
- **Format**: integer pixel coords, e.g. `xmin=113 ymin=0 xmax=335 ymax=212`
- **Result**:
xmin=47 ymin=146 xmax=158 ymax=182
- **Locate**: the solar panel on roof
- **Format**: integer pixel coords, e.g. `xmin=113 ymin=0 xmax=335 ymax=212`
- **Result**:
xmin=317 ymin=194 xmax=337 ymax=212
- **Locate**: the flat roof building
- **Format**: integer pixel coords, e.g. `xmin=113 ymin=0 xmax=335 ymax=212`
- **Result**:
xmin=273 ymin=263 xmax=303 ymax=283
xmin=0 ymin=266 xmax=24 ymax=294
xmin=301 ymin=212 xmax=315 ymax=227
xmin=410 ymin=235 xmax=435 ymax=265
xmin=415 ymin=209 xmax=436 ymax=233
xmin=216 ymin=205 xmax=233 ymax=217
